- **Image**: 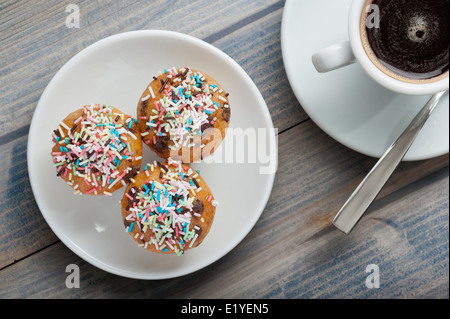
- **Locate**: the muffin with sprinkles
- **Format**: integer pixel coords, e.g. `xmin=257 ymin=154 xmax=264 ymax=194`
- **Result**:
xmin=51 ymin=104 xmax=143 ymax=195
xmin=121 ymin=158 xmax=218 ymax=255
xmin=137 ymin=67 xmax=231 ymax=163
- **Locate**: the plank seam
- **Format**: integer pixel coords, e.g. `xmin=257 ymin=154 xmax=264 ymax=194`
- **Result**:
xmin=202 ymin=0 xmax=285 ymax=43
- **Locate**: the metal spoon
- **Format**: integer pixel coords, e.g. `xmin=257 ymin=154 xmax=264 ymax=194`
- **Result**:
xmin=333 ymin=91 xmax=447 ymax=234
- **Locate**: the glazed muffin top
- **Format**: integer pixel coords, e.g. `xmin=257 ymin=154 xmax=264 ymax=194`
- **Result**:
xmin=137 ymin=67 xmax=230 ymax=162
xmin=121 ymin=158 xmax=218 ymax=255
xmin=51 ymin=104 xmax=142 ymax=195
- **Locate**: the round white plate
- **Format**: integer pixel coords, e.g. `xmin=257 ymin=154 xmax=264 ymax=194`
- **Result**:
xmin=28 ymin=30 xmax=277 ymax=279
xmin=281 ymin=0 xmax=449 ymax=161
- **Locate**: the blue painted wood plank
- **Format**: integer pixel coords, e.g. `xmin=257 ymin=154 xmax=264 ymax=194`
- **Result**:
xmin=0 ymin=0 xmax=287 ymax=139
xmin=0 ymin=0 xmax=447 ymax=300
xmin=0 ymin=118 xmax=447 ymax=298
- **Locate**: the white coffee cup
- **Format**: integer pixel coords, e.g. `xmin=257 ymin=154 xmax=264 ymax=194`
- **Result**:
xmin=312 ymin=0 xmax=449 ymax=96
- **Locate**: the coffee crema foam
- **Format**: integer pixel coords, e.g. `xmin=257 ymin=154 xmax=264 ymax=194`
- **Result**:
xmin=360 ymin=0 xmax=449 ymax=84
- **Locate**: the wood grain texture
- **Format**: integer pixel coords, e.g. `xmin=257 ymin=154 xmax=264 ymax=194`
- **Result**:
xmin=0 ymin=135 xmax=58 ymax=268
xmin=0 ymin=0 xmax=448 ymax=299
xmin=1 ymin=120 xmax=448 ymax=298
xmin=213 ymin=6 xmax=307 ymax=131
xmin=0 ymin=0 xmax=302 ymax=268
xmin=0 ymin=0 xmax=300 ymax=141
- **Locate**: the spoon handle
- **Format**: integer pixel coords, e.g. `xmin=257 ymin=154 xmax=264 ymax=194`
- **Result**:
xmin=333 ymin=91 xmax=446 ymax=234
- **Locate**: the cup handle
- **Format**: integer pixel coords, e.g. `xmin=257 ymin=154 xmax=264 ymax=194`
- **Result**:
xmin=312 ymin=41 xmax=356 ymax=73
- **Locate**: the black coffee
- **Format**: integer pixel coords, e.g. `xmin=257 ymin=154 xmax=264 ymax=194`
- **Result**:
xmin=361 ymin=0 xmax=449 ymax=83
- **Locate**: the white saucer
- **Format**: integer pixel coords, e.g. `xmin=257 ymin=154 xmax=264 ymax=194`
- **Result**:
xmin=27 ymin=30 xmax=277 ymax=279
xmin=281 ymin=0 xmax=449 ymax=161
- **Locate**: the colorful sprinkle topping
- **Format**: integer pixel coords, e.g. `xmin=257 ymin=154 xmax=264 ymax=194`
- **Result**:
xmin=124 ymin=158 xmax=217 ymax=255
xmin=141 ymin=67 xmax=229 ymax=153
xmin=51 ymin=104 xmax=141 ymax=195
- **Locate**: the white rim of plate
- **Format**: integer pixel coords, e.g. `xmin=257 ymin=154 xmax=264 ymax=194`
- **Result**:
xmin=27 ymin=30 xmax=277 ymax=279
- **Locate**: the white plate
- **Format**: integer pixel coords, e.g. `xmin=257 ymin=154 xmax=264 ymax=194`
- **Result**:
xmin=281 ymin=0 xmax=449 ymax=161
xmin=27 ymin=30 xmax=277 ymax=279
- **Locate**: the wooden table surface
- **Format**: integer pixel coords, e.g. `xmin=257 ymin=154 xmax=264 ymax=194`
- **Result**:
xmin=1 ymin=0 xmax=448 ymax=299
